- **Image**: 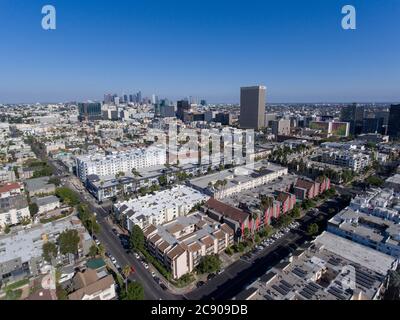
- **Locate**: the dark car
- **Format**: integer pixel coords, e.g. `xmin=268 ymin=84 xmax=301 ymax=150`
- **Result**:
xmin=207 ymin=273 xmax=216 ymax=281
xmin=160 ymin=283 xmax=168 ymax=290
xmin=196 ymin=281 xmax=205 ymax=288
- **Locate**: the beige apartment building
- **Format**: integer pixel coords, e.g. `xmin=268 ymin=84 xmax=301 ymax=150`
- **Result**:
xmin=143 ymin=212 xmax=234 ymax=279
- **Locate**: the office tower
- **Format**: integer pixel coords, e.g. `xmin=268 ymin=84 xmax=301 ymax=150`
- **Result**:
xmin=362 ymin=118 xmax=383 ymax=134
xmin=200 ymin=100 xmax=207 ymax=106
xmin=271 ymin=119 xmax=291 ymax=136
xmin=151 ymin=94 xmax=158 ymax=105
xmin=239 ymin=85 xmax=266 ymax=130
xmin=114 ymin=96 xmax=120 ymax=105
xmin=264 ymin=113 xmax=276 ymax=127
xmin=129 ymin=94 xmax=134 ymax=103
xmin=137 ymin=91 xmax=142 ymax=104
xmin=215 ymin=112 xmax=233 ymax=126
xmin=388 ymin=104 xmax=400 ymax=138
xmin=204 ymin=110 xmax=214 ymax=122
xmin=340 ymin=103 xmax=365 ymax=135
xmin=104 ymin=94 xmax=113 ymax=104
xmin=176 ymin=100 xmax=190 ymax=120
xmin=160 ymin=105 xmax=176 ymax=118
xmin=78 ymin=102 xmax=102 ymax=122
xmin=123 ymin=94 xmax=128 ymax=103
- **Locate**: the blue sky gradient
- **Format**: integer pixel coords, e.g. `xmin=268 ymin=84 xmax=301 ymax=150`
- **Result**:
xmin=0 ymin=0 xmax=399 ymax=103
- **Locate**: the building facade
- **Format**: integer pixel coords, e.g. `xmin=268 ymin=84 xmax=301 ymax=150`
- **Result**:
xmin=239 ymin=86 xmax=266 ymax=130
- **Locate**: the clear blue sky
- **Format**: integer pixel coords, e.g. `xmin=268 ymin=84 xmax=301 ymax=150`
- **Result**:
xmin=0 ymin=0 xmax=399 ymax=103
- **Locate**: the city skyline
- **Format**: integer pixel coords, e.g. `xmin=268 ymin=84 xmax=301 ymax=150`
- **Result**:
xmin=0 ymin=0 xmax=399 ymax=103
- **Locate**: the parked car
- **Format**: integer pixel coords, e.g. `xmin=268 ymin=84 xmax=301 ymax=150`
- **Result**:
xmin=196 ymin=281 xmax=205 ymax=288
xmin=134 ymin=253 xmax=140 ymax=259
xmin=151 ymin=271 xmax=156 ymax=278
xmin=217 ymin=269 xmax=224 ymax=275
xmin=207 ymin=273 xmax=216 ymax=280
xmin=160 ymin=283 xmax=168 ymax=290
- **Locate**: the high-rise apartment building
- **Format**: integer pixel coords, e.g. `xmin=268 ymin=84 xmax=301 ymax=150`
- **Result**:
xmin=239 ymin=86 xmax=266 ymax=130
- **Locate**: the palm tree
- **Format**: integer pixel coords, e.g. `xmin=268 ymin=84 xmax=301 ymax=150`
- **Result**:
xmin=122 ymin=265 xmax=131 ymax=293
xmin=251 ymin=212 xmax=259 ymax=243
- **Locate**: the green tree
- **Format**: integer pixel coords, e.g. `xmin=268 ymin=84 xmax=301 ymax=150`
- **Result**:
xmin=158 ymin=175 xmax=168 ymax=186
xmin=55 ymin=187 xmax=80 ymax=206
xmin=122 ymin=265 xmax=132 ymax=293
xmin=58 ymin=229 xmax=80 ymax=255
xmin=307 ymin=223 xmax=319 ymax=237
xmin=4 ymin=224 xmax=11 ymax=234
xmin=366 ymin=176 xmax=384 ymax=187
xmin=130 ymin=225 xmax=145 ymax=252
xmin=42 ymin=241 xmax=58 ymax=263
xmin=49 ymin=177 xmax=61 ymax=186
xmin=29 ymin=203 xmax=39 ymax=216
xmin=290 ymin=206 xmax=301 ymax=219
xmin=120 ymin=281 xmax=144 ymax=300
xmin=89 ymin=244 xmax=98 ymax=258
xmin=196 ymin=254 xmax=222 ymax=274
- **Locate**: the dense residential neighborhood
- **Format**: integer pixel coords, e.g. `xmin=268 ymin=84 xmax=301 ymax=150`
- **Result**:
xmin=1 ymin=95 xmax=399 ymax=302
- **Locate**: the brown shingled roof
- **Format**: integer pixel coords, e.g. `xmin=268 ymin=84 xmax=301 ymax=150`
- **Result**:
xmin=295 ymin=179 xmax=314 ymax=190
xmin=220 ymin=223 xmax=234 ymax=235
xmin=166 ymin=244 xmax=186 ymax=260
xmin=68 ymin=274 xmax=114 ymax=300
xmin=204 ymin=198 xmax=249 ymax=224
xmin=143 ymin=225 xmax=157 ymax=237
xmin=200 ymin=235 xmax=215 ymax=247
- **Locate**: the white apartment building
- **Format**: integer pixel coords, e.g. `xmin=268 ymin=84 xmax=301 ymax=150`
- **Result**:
xmin=114 ymin=185 xmax=209 ymax=231
xmin=0 ymin=195 xmax=30 ymax=228
xmin=317 ymin=150 xmax=370 ymax=172
xmin=76 ymin=146 xmax=167 ymax=181
xmin=189 ymin=161 xmax=288 ymax=199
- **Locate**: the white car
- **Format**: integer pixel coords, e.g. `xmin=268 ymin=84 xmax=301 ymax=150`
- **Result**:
xmin=111 ymin=257 xmax=117 ymax=264
xmin=144 ymin=263 xmax=149 ymax=269
xmin=95 ymin=239 xmax=101 ymax=246
xmin=134 ymin=253 xmax=140 ymax=259
xmin=151 ymin=271 xmax=156 ymax=277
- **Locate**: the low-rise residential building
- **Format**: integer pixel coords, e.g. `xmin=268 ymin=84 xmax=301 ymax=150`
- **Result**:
xmin=237 ymin=232 xmax=397 ymax=300
xmin=114 ymin=185 xmax=209 ymax=230
xmin=385 ymin=174 xmax=400 ymax=193
xmin=68 ymin=268 xmax=116 ymax=300
xmin=294 ymin=177 xmax=331 ymax=201
xmin=143 ymin=212 xmax=234 ymax=279
xmin=0 ymin=182 xmax=24 ymax=198
xmin=349 ymin=188 xmax=400 ymax=222
xmin=0 ymin=216 xmax=91 ymax=283
xmin=32 ymin=195 xmax=61 ymax=214
xmin=25 ymin=177 xmax=56 ymax=196
xmin=202 ymin=198 xmax=250 ymax=239
xmin=0 ymin=194 xmax=30 ymax=228
xmin=316 ymin=150 xmax=370 ymax=172
xmin=189 ymin=161 xmax=288 ymax=199
xmin=0 ymin=167 xmax=16 ymax=184
xmin=327 ymin=207 xmax=400 ymax=258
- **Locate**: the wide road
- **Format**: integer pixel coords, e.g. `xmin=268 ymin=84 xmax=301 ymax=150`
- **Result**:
xmin=63 ymin=176 xmax=181 ymax=300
